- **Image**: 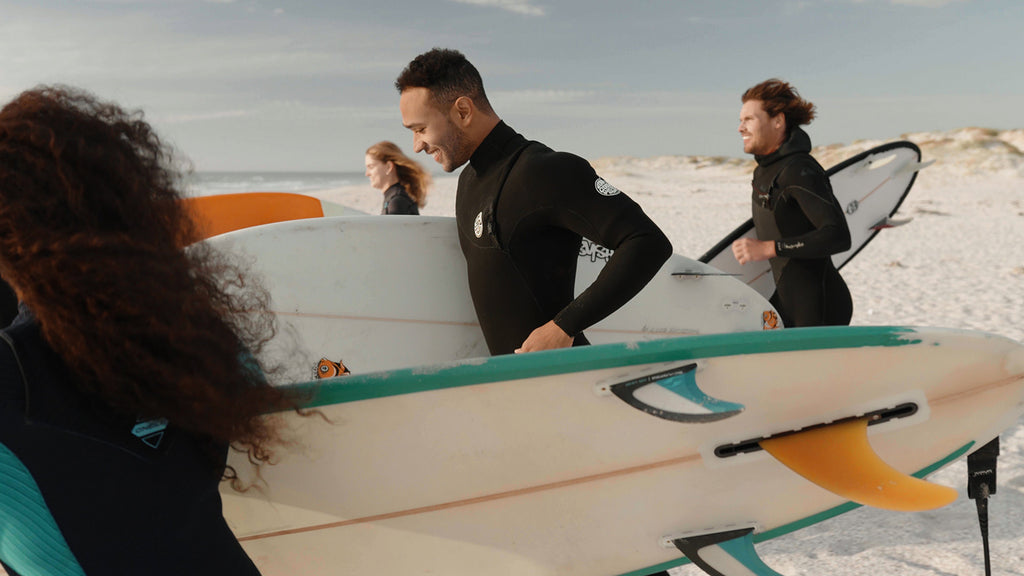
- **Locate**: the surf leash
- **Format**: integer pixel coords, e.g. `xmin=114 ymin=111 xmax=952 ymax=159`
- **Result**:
xmin=967 ymin=437 xmax=1000 ymax=576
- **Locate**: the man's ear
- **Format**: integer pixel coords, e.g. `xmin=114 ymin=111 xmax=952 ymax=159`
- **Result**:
xmin=452 ymin=96 xmax=473 ymax=126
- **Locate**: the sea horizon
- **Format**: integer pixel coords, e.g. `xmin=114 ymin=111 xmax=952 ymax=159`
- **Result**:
xmin=185 ymin=171 xmax=366 ymax=197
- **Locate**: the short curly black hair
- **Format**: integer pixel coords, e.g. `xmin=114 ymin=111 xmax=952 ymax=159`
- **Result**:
xmin=395 ymin=48 xmax=493 ymax=113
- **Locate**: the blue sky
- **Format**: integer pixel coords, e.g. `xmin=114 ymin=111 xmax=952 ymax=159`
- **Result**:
xmin=1 ymin=0 xmax=1020 ymax=172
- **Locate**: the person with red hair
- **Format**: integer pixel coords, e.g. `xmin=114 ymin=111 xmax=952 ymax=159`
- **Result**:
xmin=0 ymin=86 xmax=298 ymax=575
xmin=733 ymin=79 xmax=853 ymax=327
xmin=365 ymin=140 xmax=431 ymax=215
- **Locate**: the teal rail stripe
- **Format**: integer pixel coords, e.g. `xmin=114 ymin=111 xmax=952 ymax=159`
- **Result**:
xmin=0 ymin=443 xmax=86 ymax=576
xmin=617 ymin=441 xmax=974 ymax=576
xmin=285 ymin=326 xmax=920 ymax=410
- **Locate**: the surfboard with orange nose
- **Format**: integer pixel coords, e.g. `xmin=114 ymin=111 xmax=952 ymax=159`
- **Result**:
xmin=181 ymin=191 xmax=358 ymax=243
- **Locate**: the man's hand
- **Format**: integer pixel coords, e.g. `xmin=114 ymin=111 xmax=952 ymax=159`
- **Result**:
xmin=731 ymin=238 xmax=776 ymax=265
xmin=515 ymin=320 xmax=574 ymax=353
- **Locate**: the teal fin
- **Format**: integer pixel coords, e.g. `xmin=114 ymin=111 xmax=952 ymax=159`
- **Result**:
xmin=671 ymin=527 xmax=784 ymax=576
xmin=609 ymin=363 xmax=744 ymax=423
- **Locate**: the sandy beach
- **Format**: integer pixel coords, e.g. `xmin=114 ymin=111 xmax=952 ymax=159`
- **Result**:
xmin=305 ymin=126 xmax=1024 ymax=575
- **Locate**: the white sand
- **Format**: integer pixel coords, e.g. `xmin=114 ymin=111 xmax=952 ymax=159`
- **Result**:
xmin=308 ymin=127 xmax=1024 ymax=575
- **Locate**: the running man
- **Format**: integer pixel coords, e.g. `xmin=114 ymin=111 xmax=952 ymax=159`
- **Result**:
xmin=396 ymin=48 xmax=672 ymax=354
xmin=733 ymin=79 xmax=853 ymax=327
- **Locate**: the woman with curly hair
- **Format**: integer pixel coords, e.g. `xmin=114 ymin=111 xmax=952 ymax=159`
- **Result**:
xmin=0 ymin=86 xmax=296 ymax=575
xmin=365 ymin=140 xmax=431 ymax=214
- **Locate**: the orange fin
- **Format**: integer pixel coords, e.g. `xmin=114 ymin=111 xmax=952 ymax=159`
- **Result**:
xmin=760 ymin=418 xmax=957 ymax=511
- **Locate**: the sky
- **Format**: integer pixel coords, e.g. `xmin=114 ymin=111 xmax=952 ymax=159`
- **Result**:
xmin=0 ymin=0 xmax=1021 ymax=172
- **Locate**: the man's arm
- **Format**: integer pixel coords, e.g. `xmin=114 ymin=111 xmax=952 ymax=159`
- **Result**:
xmin=535 ymin=153 xmax=673 ymax=346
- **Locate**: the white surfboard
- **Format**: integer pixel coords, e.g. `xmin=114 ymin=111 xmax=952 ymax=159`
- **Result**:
xmin=205 ymin=216 xmax=779 ymax=379
xmin=221 ymin=325 xmax=1024 ymax=576
xmin=698 ymin=141 xmax=928 ymax=298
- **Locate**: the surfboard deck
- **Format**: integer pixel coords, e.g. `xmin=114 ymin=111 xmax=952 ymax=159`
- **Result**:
xmin=698 ymin=141 xmax=926 ymax=298
xmin=205 ymin=216 xmax=779 ymax=379
xmin=221 ymin=325 xmax=1024 ymax=576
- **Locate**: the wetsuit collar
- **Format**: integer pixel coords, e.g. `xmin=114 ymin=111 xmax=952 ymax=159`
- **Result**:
xmin=382 ymin=183 xmax=405 ymax=201
xmin=468 ymin=121 xmax=526 ymax=175
xmin=755 ymin=126 xmax=812 ymax=167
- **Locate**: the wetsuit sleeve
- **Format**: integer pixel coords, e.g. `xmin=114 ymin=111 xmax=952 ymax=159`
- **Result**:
xmin=529 ymin=153 xmax=672 ymax=337
xmin=774 ymin=160 xmax=851 ymax=259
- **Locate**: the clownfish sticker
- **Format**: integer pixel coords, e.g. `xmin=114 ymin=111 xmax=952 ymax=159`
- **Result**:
xmin=315 ymin=358 xmax=351 ymax=379
xmin=762 ymin=310 xmax=780 ymax=330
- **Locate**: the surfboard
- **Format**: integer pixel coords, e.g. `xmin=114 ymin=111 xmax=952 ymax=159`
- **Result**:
xmin=698 ymin=141 xmax=929 ymax=299
xmin=220 ymin=325 xmax=1024 ymax=576
xmin=182 ymin=192 xmax=362 ymax=242
xmin=204 ymin=216 xmax=779 ymax=379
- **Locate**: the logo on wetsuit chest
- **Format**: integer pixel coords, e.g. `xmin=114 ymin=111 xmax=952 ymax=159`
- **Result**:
xmin=594 ymin=178 xmax=621 ymax=197
xmin=474 ymin=212 xmax=484 ymax=238
xmin=132 ymin=417 xmax=169 ymax=449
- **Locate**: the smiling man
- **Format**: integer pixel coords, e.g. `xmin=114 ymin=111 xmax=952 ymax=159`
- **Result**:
xmin=733 ymin=79 xmax=853 ymax=327
xmin=396 ymin=48 xmax=672 ymax=355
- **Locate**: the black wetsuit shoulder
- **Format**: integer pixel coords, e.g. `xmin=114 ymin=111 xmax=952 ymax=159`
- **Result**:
xmin=750 ymin=127 xmax=853 ymax=327
xmin=751 ymin=127 xmax=851 ymax=260
xmin=0 ymin=311 xmax=260 ymax=575
xmin=456 ymin=121 xmax=672 ymax=355
xmin=381 ymin=183 xmax=419 ymax=215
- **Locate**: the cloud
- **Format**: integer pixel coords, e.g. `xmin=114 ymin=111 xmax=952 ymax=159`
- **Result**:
xmin=155 ymin=109 xmax=252 ymax=124
xmin=892 ymin=0 xmax=966 ymax=5
xmin=491 ymin=89 xmax=595 ymax=106
xmin=449 ymin=0 xmax=546 ymax=17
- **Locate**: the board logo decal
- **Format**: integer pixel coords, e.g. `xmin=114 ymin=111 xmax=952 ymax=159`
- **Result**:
xmin=473 ymin=212 xmax=484 ymax=238
xmin=762 ymin=310 xmax=780 ymax=330
xmin=846 ymin=199 xmax=859 ymax=215
xmin=594 ymin=177 xmax=621 ymax=197
xmin=608 ymin=363 xmax=744 ymax=423
xmin=315 ymin=358 xmax=351 ymax=379
xmin=579 ymin=238 xmax=613 ymax=263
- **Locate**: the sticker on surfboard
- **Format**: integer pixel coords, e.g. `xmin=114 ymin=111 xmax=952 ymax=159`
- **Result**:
xmin=314 ymin=358 xmax=351 ymax=379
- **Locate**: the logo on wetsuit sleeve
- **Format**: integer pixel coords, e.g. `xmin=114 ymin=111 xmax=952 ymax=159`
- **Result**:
xmin=474 ymin=212 xmax=484 ymax=238
xmin=594 ymin=178 xmax=622 ymax=197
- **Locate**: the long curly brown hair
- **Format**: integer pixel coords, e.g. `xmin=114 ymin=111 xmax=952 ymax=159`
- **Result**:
xmin=0 ymin=86 xmax=296 ymax=480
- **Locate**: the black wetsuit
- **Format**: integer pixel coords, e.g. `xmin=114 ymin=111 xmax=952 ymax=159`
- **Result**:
xmin=456 ymin=121 xmax=672 ymax=355
xmin=0 ymin=308 xmax=260 ymax=576
xmin=381 ymin=183 xmax=419 ymax=215
xmin=752 ymin=127 xmax=853 ymax=327
xmin=0 ymin=276 xmax=16 ymax=328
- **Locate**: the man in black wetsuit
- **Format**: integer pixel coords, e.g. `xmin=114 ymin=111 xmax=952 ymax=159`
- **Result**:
xmin=396 ymin=48 xmax=672 ymax=355
xmin=733 ymin=79 xmax=853 ymax=327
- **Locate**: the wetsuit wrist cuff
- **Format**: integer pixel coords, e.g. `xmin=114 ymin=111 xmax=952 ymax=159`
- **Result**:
xmin=552 ymin=316 xmax=578 ymax=339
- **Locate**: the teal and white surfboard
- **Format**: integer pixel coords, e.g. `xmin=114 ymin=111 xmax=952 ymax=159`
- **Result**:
xmin=221 ymin=325 xmax=1024 ymax=576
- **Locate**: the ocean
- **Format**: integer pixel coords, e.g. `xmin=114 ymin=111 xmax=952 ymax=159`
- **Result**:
xmin=185 ymin=171 xmax=366 ymax=197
